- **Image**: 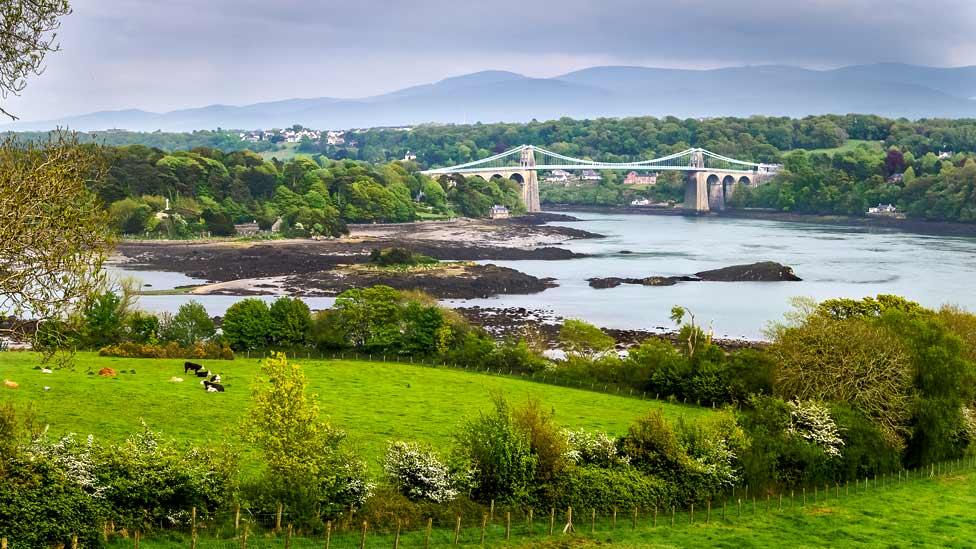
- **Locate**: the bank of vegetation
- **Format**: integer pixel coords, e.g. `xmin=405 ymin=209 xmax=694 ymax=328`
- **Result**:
xmin=3 ymin=290 xmax=975 ymax=546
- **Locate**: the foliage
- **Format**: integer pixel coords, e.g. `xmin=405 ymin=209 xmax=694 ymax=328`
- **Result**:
xmin=161 ymin=301 xmax=215 ymax=347
xmin=268 ymin=296 xmax=312 ymax=347
xmin=787 ymin=400 xmax=844 ymax=458
xmin=369 ymin=247 xmax=437 ymax=267
xmin=383 ymin=441 xmax=461 ymax=503
xmin=0 ymin=133 xmax=112 ymax=352
xmin=559 ymin=319 xmax=615 ymax=361
xmin=563 ymin=429 xmax=629 ymax=468
xmin=222 ymin=298 xmax=272 ymax=350
xmin=453 ymin=396 xmax=536 ymax=503
xmin=98 ymin=341 xmax=233 ymax=360
xmin=0 ymin=0 xmax=71 ymax=121
xmin=242 ymin=353 xmax=372 ymax=518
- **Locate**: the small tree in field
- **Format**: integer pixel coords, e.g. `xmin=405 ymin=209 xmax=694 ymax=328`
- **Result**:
xmin=242 ymin=353 xmax=370 ymax=516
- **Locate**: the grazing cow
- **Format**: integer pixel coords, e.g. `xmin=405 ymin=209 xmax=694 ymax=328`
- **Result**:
xmin=203 ymin=380 xmax=225 ymax=393
xmin=184 ymin=362 xmax=203 ymax=374
xmin=210 ymin=373 xmax=221 ymax=384
xmin=195 ymin=370 xmax=210 ymax=378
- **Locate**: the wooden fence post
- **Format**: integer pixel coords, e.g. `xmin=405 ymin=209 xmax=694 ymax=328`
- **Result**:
xmin=670 ymin=507 xmax=675 ymax=527
xmin=632 ymin=507 xmax=638 ymax=529
xmin=489 ymin=500 xmax=495 ymax=523
xmin=71 ymin=535 xmax=78 ymax=549
xmin=134 ymin=530 xmax=140 ymax=549
xmin=528 ymin=508 xmax=534 ymax=532
xmin=359 ymin=521 xmax=368 ymax=549
xmin=454 ymin=516 xmax=461 ymax=545
xmin=325 ymin=521 xmax=332 ymax=549
xmin=394 ymin=520 xmax=401 ymax=549
xmin=505 ymin=512 xmax=511 ymax=541
xmin=235 ymin=503 xmax=241 ymax=536
xmin=706 ymin=501 xmax=711 ymax=524
xmin=549 ymin=508 xmax=555 ymax=536
xmin=653 ymin=506 xmax=658 ymax=528
xmin=612 ymin=507 xmax=617 ymax=529
xmin=285 ymin=524 xmax=293 ymax=549
xmin=424 ymin=518 xmax=432 ymax=549
xmin=563 ymin=506 xmax=574 ymax=534
xmin=480 ymin=514 xmax=488 ymax=546
xmin=191 ymin=506 xmax=197 ymax=532
xmin=191 ymin=531 xmax=198 ymax=549
xmin=1 ymin=537 xmax=6 ymax=549
xmin=690 ymin=504 xmax=694 ymax=524
xmin=590 ymin=509 xmax=596 ymax=534
xmin=241 ymin=525 xmax=249 ymax=549
xmin=276 ymin=502 xmax=283 ymax=532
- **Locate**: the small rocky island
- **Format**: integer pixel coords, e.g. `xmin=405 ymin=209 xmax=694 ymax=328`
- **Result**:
xmin=588 ymin=261 xmax=801 ymax=289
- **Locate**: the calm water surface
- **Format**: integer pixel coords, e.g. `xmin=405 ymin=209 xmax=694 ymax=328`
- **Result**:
xmin=119 ymin=211 xmax=976 ymax=340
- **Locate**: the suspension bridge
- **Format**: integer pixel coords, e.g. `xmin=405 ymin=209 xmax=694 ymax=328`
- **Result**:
xmin=420 ymin=145 xmax=781 ymax=213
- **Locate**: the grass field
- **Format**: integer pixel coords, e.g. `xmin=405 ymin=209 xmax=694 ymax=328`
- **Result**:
xmin=111 ymin=461 xmax=976 ymax=547
xmin=800 ymin=139 xmax=884 ymax=156
xmin=0 ymin=352 xmax=707 ymax=468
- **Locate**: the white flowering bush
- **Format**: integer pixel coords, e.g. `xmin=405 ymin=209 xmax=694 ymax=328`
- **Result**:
xmin=28 ymin=429 xmax=106 ymax=498
xmin=383 ymin=441 xmax=460 ymax=503
xmin=788 ymin=399 xmax=844 ymax=458
xmin=563 ymin=428 xmax=629 ymax=467
xmin=963 ymin=406 xmax=976 ymax=442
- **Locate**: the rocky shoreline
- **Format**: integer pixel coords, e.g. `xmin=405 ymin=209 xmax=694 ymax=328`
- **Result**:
xmin=455 ymin=306 xmax=766 ymax=352
xmin=114 ymin=213 xmax=598 ymax=300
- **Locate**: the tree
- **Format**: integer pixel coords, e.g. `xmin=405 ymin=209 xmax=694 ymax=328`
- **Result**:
xmin=162 ymin=301 xmax=215 ymax=347
xmin=0 ymin=0 xmax=72 ymax=120
xmin=269 ymin=297 xmax=311 ymax=347
xmin=242 ymin=353 xmax=370 ymax=515
xmin=559 ymin=319 xmax=615 ymax=361
xmin=0 ymin=134 xmax=112 ymax=351
xmin=222 ymin=298 xmax=271 ymax=350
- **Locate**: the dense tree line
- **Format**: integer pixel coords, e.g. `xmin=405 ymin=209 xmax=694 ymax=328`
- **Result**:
xmin=92 ymin=146 xmax=523 ymax=238
xmin=733 ymin=146 xmax=976 ymax=221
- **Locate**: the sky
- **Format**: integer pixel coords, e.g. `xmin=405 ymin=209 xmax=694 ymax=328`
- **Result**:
xmin=5 ymin=0 xmax=976 ymax=121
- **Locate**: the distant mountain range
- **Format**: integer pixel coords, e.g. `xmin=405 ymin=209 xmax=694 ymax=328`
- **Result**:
xmin=8 ymin=63 xmax=976 ymax=132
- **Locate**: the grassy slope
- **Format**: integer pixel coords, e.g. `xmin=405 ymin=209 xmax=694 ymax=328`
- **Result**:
xmin=0 ymin=352 xmax=707 ymax=468
xmin=799 ymin=139 xmax=884 ymax=156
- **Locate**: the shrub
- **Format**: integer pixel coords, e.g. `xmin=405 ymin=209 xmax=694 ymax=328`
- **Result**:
xmin=560 ymin=319 xmax=615 ymax=361
xmin=453 ymin=396 xmax=536 ymax=503
xmin=384 ymin=441 xmax=461 ymax=503
xmin=95 ymin=426 xmax=238 ymax=531
xmin=545 ymin=466 xmax=672 ymax=513
xmin=618 ymin=409 xmax=689 ymax=480
xmin=98 ymin=341 xmax=233 ymax=360
xmin=564 ymin=429 xmax=629 ymax=468
xmin=787 ymin=399 xmax=844 ymax=458
xmin=125 ymin=312 xmax=161 ymax=344
xmin=222 ymin=298 xmax=272 ymax=350
xmin=0 ymin=453 xmax=105 ymax=548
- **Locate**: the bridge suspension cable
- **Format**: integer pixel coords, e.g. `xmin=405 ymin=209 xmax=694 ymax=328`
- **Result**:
xmin=420 ymin=145 xmax=776 ymax=175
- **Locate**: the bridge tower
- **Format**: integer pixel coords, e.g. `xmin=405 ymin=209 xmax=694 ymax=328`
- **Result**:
xmin=519 ymin=145 xmax=541 ymax=212
xmin=684 ymin=149 xmax=710 ymax=212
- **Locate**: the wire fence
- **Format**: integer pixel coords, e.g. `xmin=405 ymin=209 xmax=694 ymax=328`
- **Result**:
xmin=6 ymin=455 xmax=970 ymax=548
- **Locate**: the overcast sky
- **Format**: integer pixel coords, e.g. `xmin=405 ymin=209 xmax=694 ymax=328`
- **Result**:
xmin=5 ymin=0 xmax=976 ymax=121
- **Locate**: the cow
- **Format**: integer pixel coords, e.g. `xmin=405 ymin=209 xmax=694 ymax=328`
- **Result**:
xmin=195 ymin=369 xmax=210 ymax=378
xmin=184 ymin=362 xmax=204 ymax=374
xmin=203 ymin=380 xmax=225 ymax=393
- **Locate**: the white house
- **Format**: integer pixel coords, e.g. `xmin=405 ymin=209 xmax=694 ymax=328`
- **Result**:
xmin=489 ymin=205 xmax=511 ymax=219
xmin=545 ymin=169 xmax=573 ymax=183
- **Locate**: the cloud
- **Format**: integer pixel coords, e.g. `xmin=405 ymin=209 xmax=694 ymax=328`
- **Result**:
xmin=4 ymin=0 xmax=976 ymax=120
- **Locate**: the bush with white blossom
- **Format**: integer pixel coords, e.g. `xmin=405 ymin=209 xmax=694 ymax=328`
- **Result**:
xmin=787 ymin=399 xmax=845 ymax=458
xmin=383 ymin=441 xmax=460 ymax=503
xmin=563 ymin=428 xmax=629 ymax=467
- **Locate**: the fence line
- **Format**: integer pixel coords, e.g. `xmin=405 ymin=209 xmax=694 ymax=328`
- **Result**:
xmin=7 ymin=455 xmax=967 ymax=548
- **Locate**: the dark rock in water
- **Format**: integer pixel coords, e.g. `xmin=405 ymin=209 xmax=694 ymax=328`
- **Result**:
xmin=695 ymin=261 xmax=801 ymax=282
xmin=619 ymin=250 xmax=633 ymax=254
xmin=588 ymin=262 xmax=798 ymax=289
